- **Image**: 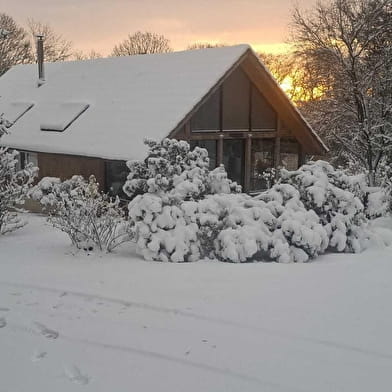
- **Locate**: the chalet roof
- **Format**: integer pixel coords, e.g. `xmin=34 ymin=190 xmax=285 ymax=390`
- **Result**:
xmin=0 ymin=45 xmax=327 ymax=160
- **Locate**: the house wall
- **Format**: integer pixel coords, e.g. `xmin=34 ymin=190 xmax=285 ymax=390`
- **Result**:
xmin=37 ymin=152 xmax=106 ymax=189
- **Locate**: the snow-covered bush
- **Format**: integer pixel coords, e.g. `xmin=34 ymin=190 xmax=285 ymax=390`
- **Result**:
xmin=188 ymin=188 xmax=327 ymax=263
xmin=277 ymin=161 xmax=368 ymax=252
xmin=0 ymin=115 xmax=10 ymax=138
xmin=364 ymin=187 xmax=390 ymax=219
xmin=125 ymin=140 xmax=328 ymax=263
xmin=0 ymin=116 xmax=38 ymax=235
xmin=259 ymin=184 xmax=329 ymax=261
xmin=30 ymin=175 xmax=129 ymax=252
xmin=124 ymin=138 xmax=239 ymax=262
xmin=333 ymin=171 xmax=389 ymax=219
xmin=376 ymin=162 xmax=392 ymax=214
xmin=124 ymin=140 xmax=382 ymax=263
xmin=124 ymin=138 xmax=239 ymax=201
xmin=128 ymin=194 xmax=200 ymax=262
xmin=260 ymin=167 xmax=278 ymax=189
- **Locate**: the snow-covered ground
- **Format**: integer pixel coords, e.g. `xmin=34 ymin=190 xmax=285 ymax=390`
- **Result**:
xmin=1 ymin=214 xmax=392 ymax=392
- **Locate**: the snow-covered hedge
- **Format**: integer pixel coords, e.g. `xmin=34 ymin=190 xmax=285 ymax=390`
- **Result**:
xmin=124 ymin=140 xmax=332 ymax=263
xmin=0 ymin=116 xmax=38 ymax=235
xmin=124 ymin=140 xmax=386 ymax=263
xmin=30 ymin=175 xmax=130 ymax=252
xmin=127 ymin=186 xmax=329 ymax=263
xmin=198 ymin=190 xmax=328 ymax=263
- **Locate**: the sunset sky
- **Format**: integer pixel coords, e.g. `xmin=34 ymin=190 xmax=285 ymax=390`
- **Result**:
xmin=2 ymin=0 xmax=317 ymax=55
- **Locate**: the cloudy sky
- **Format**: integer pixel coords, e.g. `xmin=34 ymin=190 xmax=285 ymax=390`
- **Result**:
xmin=2 ymin=0 xmax=317 ymax=55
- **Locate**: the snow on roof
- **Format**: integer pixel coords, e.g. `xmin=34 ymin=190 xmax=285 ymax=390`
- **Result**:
xmin=0 ymin=45 xmax=250 ymax=161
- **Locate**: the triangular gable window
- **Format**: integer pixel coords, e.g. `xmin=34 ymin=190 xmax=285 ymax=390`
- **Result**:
xmin=0 ymin=101 xmax=34 ymax=124
xmin=40 ymin=102 xmax=89 ymax=132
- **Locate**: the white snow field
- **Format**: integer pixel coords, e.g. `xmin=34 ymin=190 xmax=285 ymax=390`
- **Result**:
xmin=1 ymin=214 xmax=392 ymax=392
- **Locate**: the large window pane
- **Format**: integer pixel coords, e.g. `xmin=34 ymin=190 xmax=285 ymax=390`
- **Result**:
xmin=280 ymin=139 xmax=299 ymax=170
xmin=250 ymin=139 xmax=275 ymax=191
xmin=190 ymin=89 xmax=220 ymax=131
xmin=251 ymin=87 xmax=277 ymax=130
xmin=223 ymin=139 xmax=244 ymax=186
xmin=222 ymin=68 xmax=250 ymax=130
xmin=17 ymin=151 xmax=38 ymax=171
xmin=105 ymin=160 xmax=128 ymax=198
xmin=190 ymin=140 xmax=217 ymax=170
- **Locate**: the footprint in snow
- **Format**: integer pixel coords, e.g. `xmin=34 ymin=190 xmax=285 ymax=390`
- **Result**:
xmin=0 ymin=307 xmax=10 ymax=312
xmin=64 ymin=365 xmax=90 ymax=385
xmin=0 ymin=317 xmax=7 ymax=328
xmin=31 ymin=350 xmax=47 ymax=362
xmin=34 ymin=322 xmax=59 ymax=339
xmin=10 ymin=292 xmax=21 ymax=296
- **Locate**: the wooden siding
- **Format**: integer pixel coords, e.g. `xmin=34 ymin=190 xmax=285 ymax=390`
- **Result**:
xmin=37 ymin=152 xmax=105 ymax=189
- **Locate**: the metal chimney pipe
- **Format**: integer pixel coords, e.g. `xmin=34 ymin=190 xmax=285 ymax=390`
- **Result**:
xmin=36 ymin=34 xmax=45 ymax=87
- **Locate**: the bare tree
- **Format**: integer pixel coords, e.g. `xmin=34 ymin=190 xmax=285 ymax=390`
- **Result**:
xmin=72 ymin=49 xmax=103 ymax=61
xmin=187 ymin=42 xmax=226 ymax=50
xmin=111 ymin=31 xmax=172 ymax=56
xmin=291 ymin=0 xmax=392 ymax=185
xmin=0 ymin=13 xmax=32 ymax=76
xmin=28 ymin=19 xmax=73 ymax=62
xmin=259 ymin=52 xmax=328 ymax=103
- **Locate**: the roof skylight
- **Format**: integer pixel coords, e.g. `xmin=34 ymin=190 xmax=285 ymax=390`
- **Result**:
xmin=40 ymin=102 xmax=90 ymax=132
xmin=0 ymin=101 xmax=34 ymax=124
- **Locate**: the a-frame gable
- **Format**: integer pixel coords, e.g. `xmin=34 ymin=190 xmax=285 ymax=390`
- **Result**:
xmin=168 ymin=49 xmax=251 ymax=138
xmin=170 ymin=49 xmax=328 ymax=155
xmin=240 ymin=52 xmax=328 ymax=154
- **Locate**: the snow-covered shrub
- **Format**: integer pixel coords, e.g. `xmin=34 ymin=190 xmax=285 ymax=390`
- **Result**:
xmin=124 ymin=138 xmax=240 ymax=202
xmin=376 ymin=162 xmax=392 ymax=214
xmin=128 ymin=187 xmax=328 ymax=264
xmin=124 ymin=139 xmax=239 ymax=262
xmin=0 ymin=115 xmax=10 ymax=138
xmin=195 ymin=188 xmax=328 ymax=263
xmin=128 ymin=194 xmax=200 ymax=262
xmin=260 ymin=167 xmax=278 ymax=189
xmin=277 ymin=161 xmax=368 ymax=252
xmin=364 ymin=187 xmax=389 ymax=219
xmin=30 ymin=175 xmax=129 ymax=252
xmin=259 ymin=184 xmax=329 ymax=261
xmin=198 ymin=193 xmax=275 ymax=262
xmin=0 ymin=116 xmax=38 ymax=235
xmin=125 ymin=140 xmax=331 ymax=263
xmin=333 ymin=172 xmax=389 ymax=219
xmin=125 ymin=140 xmax=379 ymax=263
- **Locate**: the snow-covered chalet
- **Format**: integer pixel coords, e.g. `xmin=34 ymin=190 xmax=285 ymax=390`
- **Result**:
xmin=0 ymin=44 xmax=328 ymax=194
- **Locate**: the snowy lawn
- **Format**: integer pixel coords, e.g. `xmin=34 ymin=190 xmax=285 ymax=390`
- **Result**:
xmin=1 ymin=214 xmax=392 ymax=392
